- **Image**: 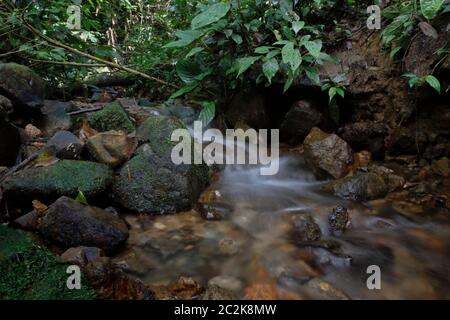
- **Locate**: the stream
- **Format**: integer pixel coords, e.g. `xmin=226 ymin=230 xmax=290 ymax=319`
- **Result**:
xmin=115 ymin=152 xmax=450 ymax=300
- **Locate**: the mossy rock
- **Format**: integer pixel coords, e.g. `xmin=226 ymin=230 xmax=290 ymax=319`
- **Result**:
xmin=136 ymin=115 xmax=187 ymax=157
xmin=89 ymin=101 xmax=134 ymax=133
xmin=2 ymin=160 xmax=113 ymax=201
xmin=0 ymin=225 xmax=95 ymax=300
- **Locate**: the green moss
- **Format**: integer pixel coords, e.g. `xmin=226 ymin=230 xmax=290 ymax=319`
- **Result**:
xmin=2 ymin=160 xmax=113 ymax=198
xmin=0 ymin=225 xmax=95 ymax=300
xmin=89 ymin=101 xmax=134 ymax=133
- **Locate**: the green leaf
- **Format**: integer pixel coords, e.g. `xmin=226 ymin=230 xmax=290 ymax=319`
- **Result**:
xmin=389 ymin=47 xmax=402 ymax=59
xmin=420 ymin=0 xmax=445 ymax=19
xmin=198 ymin=101 xmax=216 ymax=126
xmin=305 ymin=67 xmax=320 ymax=84
xmin=266 ymin=49 xmax=281 ymax=60
xmin=164 ymin=29 xmax=204 ymax=48
xmin=255 ymin=46 xmax=273 ymax=54
xmin=185 ymin=47 xmax=204 ymax=58
xmin=304 ymin=40 xmax=322 ymax=58
xmin=191 ymin=3 xmax=231 ymax=29
xmin=336 ymin=87 xmax=345 ymax=98
xmin=176 ymin=59 xmax=202 ymax=83
xmin=262 ymin=58 xmax=280 ymax=84
xmin=170 ymin=83 xmax=199 ymax=99
xmin=329 ymin=87 xmax=337 ymax=101
xmin=75 ymin=191 xmax=89 ymax=205
xmin=231 ymin=34 xmax=243 ymax=45
xmin=283 ymin=72 xmax=295 ymax=93
xmin=292 ymin=21 xmax=305 ymax=34
xmin=282 ymin=42 xmax=302 ymax=72
xmin=235 ymin=56 xmax=261 ymax=77
xmin=425 ymin=75 xmax=441 ymax=93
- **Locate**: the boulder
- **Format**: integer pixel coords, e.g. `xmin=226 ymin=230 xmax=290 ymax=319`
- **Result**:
xmin=40 ymin=197 xmax=128 ymax=253
xmin=0 ymin=63 xmax=45 ymax=109
xmin=89 ymin=101 xmax=134 ymax=133
xmin=0 ymin=121 xmax=21 ymax=167
xmin=327 ymin=172 xmax=388 ymax=201
xmin=112 ymin=144 xmax=209 ymax=214
xmin=44 ymin=131 xmax=83 ymax=159
xmin=40 ymin=100 xmax=72 ymax=137
xmin=304 ymin=127 xmax=353 ymax=179
xmin=86 ymin=131 xmax=137 ymax=168
xmin=289 ymin=215 xmax=322 ymax=244
xmin=59 ymin=246 xmax=103 ymax=266
xmin=2 ymin=160 xmax=113 ymax=200
xmin=280 ymin=101 xmax=323 ymax=144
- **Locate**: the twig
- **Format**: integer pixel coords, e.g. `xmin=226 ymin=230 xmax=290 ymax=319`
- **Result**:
xmin=22 ymin=21 xmax=178 ymax=88
xmin=67 ymin=106 xmax=104 ymax=116
xmin=29 ymin=59 xmax=106 ymax=68
xmin=0 ymin=153 xmax=39 ymax=184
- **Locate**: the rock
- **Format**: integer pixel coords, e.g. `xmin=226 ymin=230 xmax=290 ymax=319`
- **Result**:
xmin=290 ymin=215 xmax=322 ymax=244
xmin=14 ymin=210 xmax=40 ymax=231
xmin=0 ymin=121 xmax=21 ymax=167
xmin=369 ymin=165 xmax=406 ymax=192
xmin=226 ymin=90 xmax=270 ymax=129
xmin=0 ymin=95 xmax=13 ymax=119
xmin=60 ymin=246 xmax=103 ymax=266
xmin=218 ymin=238 xmax=240 ymax=256
xmin=304 ymin=127 xmax=353 ymax=179
xmin=243 ymin=284 xmax=278 ymax=300
xmin=136 ymin=115 xmax=187 ymax=156
xmin=0 ymin=225 xmax=95 ymax=299
xmin=386 ymin=126 xmax=428 ymax=156
xmin=44 ymin=131 xmax=84 ymax=159
xmin=327 ymin=172 xmax=388 ymax=201
xmin=280 ymin=101 xmax=323 ymax=144
xmin=89 ymin=101 xmax=135 ymax=133
xmin=353 ymin=150 xmax=372 ymax=169
xmin=40 ymin=100 xmax=72 ymax=137
xmin=0 ymin=63 xmax=45 ymax=109
xmin=40 ymin=197 xmax=129 ymax=253
xmin=201 ymin=285 xmax=237 ymax=300
xmin=208 ymin=276 xmax=243 ymax=293
xmin=304 ymin=278 xmax=349 ymax=300
xmin=431 ymin=157 xmax=449 ymax=178
xmin=339 ymin=121 xmax=387 ymax=159
xmin=165 ymin=102 xmax=199 ymax=126
xmin=24 ymin=124 xmax=42 ymax=139
xmin=328 ymin=206 xmax=349 ymax=234
xmin=198 ymin=188 xmax=233 ymax=220
xmin=113 ymin=144 xmax=209 ymax=214
xmin=86 ymin=131 xmax=137 ymax=168
xmin=166 ymin=276 xmax=204 ymax=300
xmin=2 ymin=160 xmax=113 ymax=200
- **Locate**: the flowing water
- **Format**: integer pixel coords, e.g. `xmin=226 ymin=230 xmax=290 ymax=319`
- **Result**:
xmin=117 ymin=152 xmax=450 ymax=299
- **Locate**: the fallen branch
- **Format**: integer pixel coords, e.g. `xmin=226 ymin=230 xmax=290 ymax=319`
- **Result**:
xmin=29 ymin=59 xmax=106 ymax=68
xmin=23 ymin=21 xmax=178 ymax=89
xmin=67 ymin=106 xmax=104 ymax=116
xmin=0 ymin=153 xmax=39 ymax=184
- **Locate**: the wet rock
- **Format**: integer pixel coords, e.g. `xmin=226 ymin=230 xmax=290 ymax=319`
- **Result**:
xmin=208 ymin=276 xmax=243 ymax=293
xmin=198 ymin=188 xmax=233 ymax=220
xmin=201 ymin=285 xmax=237 ymax=300
xmin=44 ymin=131 xmax=83 ymax=159
xmin=328 ymin=206 xmax=349 ymax=234
xmin=304 ymin=127 xmax=353 ymax=179
xmin=86 ymin=131 xmax=137 ymax=168
xmin=89 ymin=101 xmax=135 ymax=133
xmin=290 ymin=215 xmax=322 ymax=244
xmin=218 ymin=238 xmax=240 ymax=256
xmin=40 ymin=100 xmax=72 ymax=137
xmin=165 ymin=276 xmax=204 ymax=300
xmin=2 ymin=160 xmax=113 ymax=200
xmin=0 ymin=121 xmax=21 ymax=167
xmin=113 ymin=140 xmax=209 ymax=214
xmin=40 ymin=197 xmax=129 ymax=253
xmin=24 ymin=124 xmax=42 ymax=139
xmin=369 ymin=165 xmax=406 ymax=192
xmin=117 ymin=98 xmax=165 ymax=126
xmin=304 ymin=278 xmax=349 ymax=300
xmin=60 ymin=246 xmax=103 ymax=266
xmin=352 ymin=150 xmax=372 ymax=169
xmin=339 ymin=121 xmax=387 ymax=159
xmin=327 ymin=172 xmax=388 ymax=201
xmin=0 ymin=95 xmax=13 ymax=119
xmin=0 ymin=63 xmax=45 ymax=109
xmin=226 ymin=90 xmax=270 ymax=129
xmin=280 ymin=101 xmax=323 ymax=144
xmin=166 ymin=102 xmax=199 ymax=126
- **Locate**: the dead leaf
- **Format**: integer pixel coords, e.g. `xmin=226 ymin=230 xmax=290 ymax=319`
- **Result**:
xmin=79 ymin=119 xmax=98 ymax=142
xmin=32 ymin=200 xmax=48 ymax=216
xmin=419 ymin=22 xmax=438 ymax=39
xmin=34 ymin=151 xmax=59 ymax=168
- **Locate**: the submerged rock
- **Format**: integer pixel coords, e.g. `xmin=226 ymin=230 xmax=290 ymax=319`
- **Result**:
xmin=44 ymin=130 xmax=83 ymax=159
xmin=2 ymin=160 xmax=113 ymax=200
xmin=40 ymin=197 xmax=129 ymax=253
xmin=304 ymin=278 xmax=349 ymax=300
xmin=89 ymin=101 xmax=135 ymax=133
xmin=0 ymin=63 xmax=45 ymax=109
xmin=201 ymin=285 xmax=237 ymax=300
xmin=327 ymin=172 xmax=388 ymax=201
xmin=290 ymin=215 xmax=322 ymax=244
xmin=281 ymin=101 xmax=323 ymax=144
xmin=304 ymin=127 xmax=353 ymax=179
xmin=86 ymin=131 xmax=136 ymax=168
xmin=0 ymin=121 xmax=21 ymax=167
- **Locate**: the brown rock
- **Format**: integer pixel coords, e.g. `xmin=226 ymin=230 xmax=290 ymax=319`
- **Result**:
xmin=243 ymin=284 xmax=279 ymax=300
xmin=14 ymin=210 xmax=39 ymax=231
xmin=87 ymin=131 xmax=137 ymax=168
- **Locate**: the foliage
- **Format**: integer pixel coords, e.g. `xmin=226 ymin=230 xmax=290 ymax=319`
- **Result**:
xmin=403 ymin=72 xmax=441 ymax=93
